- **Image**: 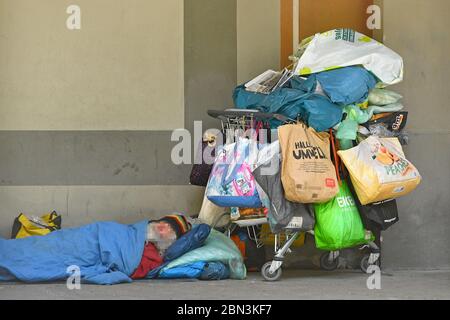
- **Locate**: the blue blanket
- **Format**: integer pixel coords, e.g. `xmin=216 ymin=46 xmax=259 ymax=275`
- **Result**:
xmin=0 ymin=220 xmax=147 ymax=285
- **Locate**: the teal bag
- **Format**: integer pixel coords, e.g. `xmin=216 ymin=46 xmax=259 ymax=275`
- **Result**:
xmin=314 ymin=180 xmax=371 ymax=251
xmin=161 ymin=229 xmax=247 ymax=280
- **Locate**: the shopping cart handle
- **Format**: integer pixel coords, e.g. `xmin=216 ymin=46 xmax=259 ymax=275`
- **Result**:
xmin=207 ymin=109 xmax=275 ymax=121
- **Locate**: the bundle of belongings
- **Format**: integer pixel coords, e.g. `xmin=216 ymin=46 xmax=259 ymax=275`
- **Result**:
xmin=196 ymin=29 xmax=421 ymax=256
xmin=0 ymin=214 xmax=246 ymax=285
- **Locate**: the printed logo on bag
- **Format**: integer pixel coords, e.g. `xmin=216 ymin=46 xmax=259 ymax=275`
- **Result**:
xmin=371 ymin=144 xmax=412 ymax=176
xmin=392 ymin=114 xmax=404 ymax=131
xmin=335 ymin=28 xmax=356 ymax=42
xmin=325 ymin=178 xmax=336 ymax=188
xmin=292 ymin=141 xmax=327 ymax=160
xmin=337 ymin=196 xmax=355 ymax=209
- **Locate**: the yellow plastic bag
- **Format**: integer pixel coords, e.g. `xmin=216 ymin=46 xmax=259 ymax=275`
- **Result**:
xmin=338 ymin=136 xmax=421 ymax=205
xmin=11 ymin=211 xmax=61 ymax=239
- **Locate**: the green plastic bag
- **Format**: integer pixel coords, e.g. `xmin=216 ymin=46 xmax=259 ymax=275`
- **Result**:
xmin=368 ymin=88 xmax=403 ymax=106
xmin=314 ymin=180 xmax=371 ymax=251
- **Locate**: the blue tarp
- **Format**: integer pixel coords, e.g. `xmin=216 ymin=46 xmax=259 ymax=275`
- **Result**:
xmin=0 ymin=221 xmax=147 ymax=285
xmin=314 ymin=66 xmax=377 ymax=106
xmin=233 ymin=76 xmax=343 ymax=132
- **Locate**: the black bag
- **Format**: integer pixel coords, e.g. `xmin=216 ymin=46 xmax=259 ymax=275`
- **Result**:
xmin=363 ymin=111 xmax=409 ymax=133
xmin=189 ymin=135 xmax=219 ymax=186
xmin=348 ymin=179 xmax=399 ymax=231
xmin=358 ymin=199 xmax=399 ymax=231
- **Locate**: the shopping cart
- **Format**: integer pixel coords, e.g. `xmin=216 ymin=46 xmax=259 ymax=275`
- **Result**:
xmin=206 ymin=108 xmax=382 ymax=281
xmin=206 ymin=109 xmax=313 ymax=280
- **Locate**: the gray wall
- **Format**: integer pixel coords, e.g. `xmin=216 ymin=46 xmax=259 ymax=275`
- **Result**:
xmin=0 ymin=0 xmax=237 ymax=237
xmin=185 ymin=0 xmax=237 ymax=133
xmin=0 ymin=0 xmax=184 ymax=130
xmin=377 ymin=0 xmax=450 ymax=269
xmin=237 ymin=0 xmax=280 ymax=84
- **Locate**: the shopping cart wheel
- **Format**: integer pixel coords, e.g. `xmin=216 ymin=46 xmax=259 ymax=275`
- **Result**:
xmin=261 ymin=262 xmax=282 ymax=281
xmin=360 ymin=254 xmax=381 ymax=273
xmin=320 ymin=252 xmax=339 ymax=271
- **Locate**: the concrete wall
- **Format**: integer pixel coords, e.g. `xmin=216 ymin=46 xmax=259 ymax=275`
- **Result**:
xmin=0 ymin=0 xmax=238 ymax=237
xmin=184 ymin=0 xmax=237 ymax=133
xmin=376 ymin=0 xmax=450 ymax=269
xmin=237 ymin=0 xmax=280 ymax=84
xmin=0 ymin=0 xmax=184 ymax=130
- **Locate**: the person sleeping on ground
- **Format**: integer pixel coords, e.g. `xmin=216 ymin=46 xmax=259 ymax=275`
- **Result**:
xmin=0 ymin=214 xmax=246 ymax=284
xmin=0 ymin=214 xmax=193 ymax=284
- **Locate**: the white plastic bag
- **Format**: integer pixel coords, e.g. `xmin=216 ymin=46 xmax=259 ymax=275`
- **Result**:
xmin=294 ymin=29 xmax=404 ymax=86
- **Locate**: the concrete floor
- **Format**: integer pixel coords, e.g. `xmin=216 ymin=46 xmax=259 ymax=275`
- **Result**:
xmin=0 ymin=269 xmax=449 ymax=300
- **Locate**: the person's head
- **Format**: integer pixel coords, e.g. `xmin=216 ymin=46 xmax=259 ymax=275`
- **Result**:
xmin=147 ymin=214 xmax=192 ymax=253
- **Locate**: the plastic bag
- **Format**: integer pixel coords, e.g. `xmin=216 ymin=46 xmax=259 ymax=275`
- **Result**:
xmin=253 ymin=157 xmax=315 ymax=233
xmin=314 ymin=66 xmax=377 ymax=107
xmin=314 ymin=180 xmax=371 ymax=251
xmin=347 ymin=179 xmax=399 ymax=231
xmin=369 ymin=88 xmax=403 ymax=106
xmin=198 ymin=195 xmax=229 ymax=228
xmin=337 ymin=136 xmax=421 ymax=205
xmin=364 ymin=111 xmax=408 ymax=133
xmin=206 ymin=138 xmax=262 ymax=208
xmin=336 ymin=105 xmax=372 ymax=141
xmin=295 ymin=29 xmax=404 ymax=86
xmin=162 ymin=229 xmax=246 ymax=280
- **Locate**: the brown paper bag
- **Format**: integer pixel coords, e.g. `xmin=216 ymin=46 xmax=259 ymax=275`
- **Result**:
xmin=279 ymin=122 xmax=339 ymax=203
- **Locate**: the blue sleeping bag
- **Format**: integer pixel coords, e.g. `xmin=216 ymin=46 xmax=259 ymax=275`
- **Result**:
xmin=0 ymin=221 xmax=147 ymax=285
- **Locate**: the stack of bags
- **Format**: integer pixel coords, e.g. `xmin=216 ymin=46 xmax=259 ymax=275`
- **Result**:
xmin=231 ymin=29 xmax=422 ymax=251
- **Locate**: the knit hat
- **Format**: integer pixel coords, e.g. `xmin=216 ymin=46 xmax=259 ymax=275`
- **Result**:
xmin=154 ymin=214 xmax=192 ymax=239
